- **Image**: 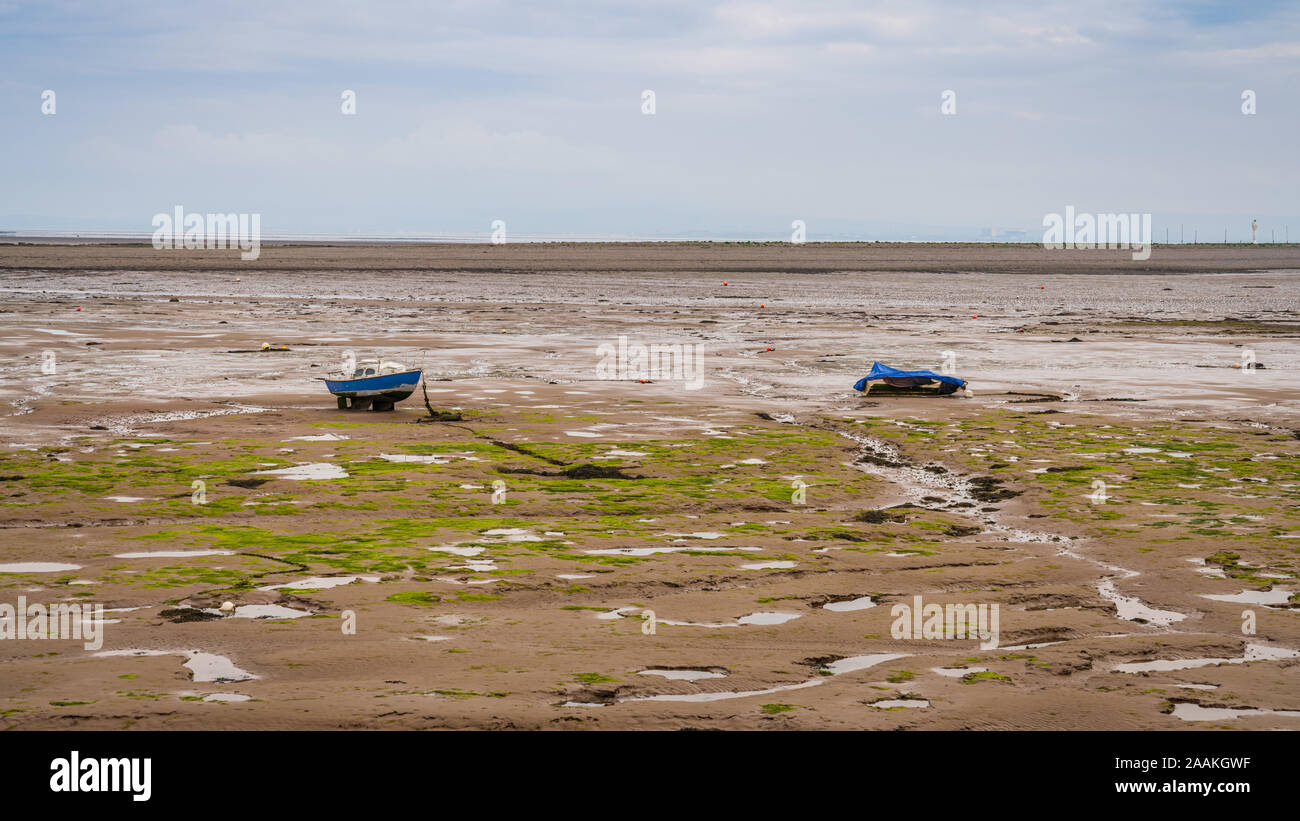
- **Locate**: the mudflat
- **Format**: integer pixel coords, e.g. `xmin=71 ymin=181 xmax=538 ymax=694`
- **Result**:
xmin=4 ymin=239 xmax=1300 ymax=274
xmin=0 ymin=243 xmax=1297 ymax=729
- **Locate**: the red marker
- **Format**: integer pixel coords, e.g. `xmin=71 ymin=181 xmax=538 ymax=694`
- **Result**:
xmin=723 ymin=281 xmax=728 ymax=286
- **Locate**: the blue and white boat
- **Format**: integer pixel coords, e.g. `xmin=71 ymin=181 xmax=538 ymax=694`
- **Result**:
xmin=321 ymin=360 xmax=422 ymax=411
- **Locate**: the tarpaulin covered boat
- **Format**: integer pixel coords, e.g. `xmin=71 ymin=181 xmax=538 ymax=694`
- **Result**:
xmin=852 ymin=362 xmax=968 ymax=396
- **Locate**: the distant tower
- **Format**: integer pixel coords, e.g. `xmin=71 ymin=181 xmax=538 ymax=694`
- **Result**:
xmin=1252 ymin=219 xmax=1259 ymax=244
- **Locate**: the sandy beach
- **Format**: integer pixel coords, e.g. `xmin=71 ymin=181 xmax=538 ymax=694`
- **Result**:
xmin=1 ymin=242 xmax=1298 ymax=730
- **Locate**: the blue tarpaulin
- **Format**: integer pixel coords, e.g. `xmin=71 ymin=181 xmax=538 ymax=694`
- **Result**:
xmin=852 ymin=362 xmax=966 ymax=393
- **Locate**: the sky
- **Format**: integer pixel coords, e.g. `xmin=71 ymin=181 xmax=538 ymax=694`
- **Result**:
xmin=1 ymin=0 xmax=1297 ymax=241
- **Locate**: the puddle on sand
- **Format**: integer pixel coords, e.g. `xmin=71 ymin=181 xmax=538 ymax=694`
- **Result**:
xmin=824 ymin=653 xmax=910 ymax=675
xmin=254 ymin=462 xmax=348 ymax=480
xmin=613 ymin=652 xmax=910 ymax=705
xmin=285 ymin=433 xmax=349 ymax=441
xmin=0 ymin=562 xmax=81 ymax=573
xmin=447 ymin=559 xmax=496 ymax=572
xmin=184 ymin=652 xmax=258 ymax=682
xmin=1171 ymin=703 xmax=1300 ymax=722
xmin=1114 ymin=642 xmax=1300 ymax=673
xmin=227 ymin=604 xmax=312 ymax=619
xmin=259 ymin=575 xmax=379 ymax=591
xmin=1096 ymin=579 xmax=1186 ymax=627
xmin=871 ymin=699 xmax=930 ymax=709
xmin=1053 ymin=546 xmax=1183 ymax=628
xmin=597 ymin=607 xmax=800 ymax=628
xmin=377 ymin=453 xmax=449 ymax=464
xmin=201 ymin=693 xmax=251 ymax=703
xmin=617 ymin=679 xmax=825 ymax=704
xmin=660 ymin=611 xmax=803 ymax=628
xmin=1186 ymin=557 xmax=1227 ymax=578
xmin=741 ymin=561 xmax=797 ymax=570
xmin=557 ymin=574 xmax=595 ymax=580
xmin=1200 ymin=588 xmax=1294 ymax=607
xmin=637 ymin=669 xmax=727 ymax=682
xmin=434 ymin=576 xmax=497 ymax=586
xmin=585 ymin=546 xmax=760 ymax=557
xmin=96 ymin=649 xmax=258 ymax=683
xmin=427 ymin=546 xmax=486 ymax=557
xmin=823 ymin=596 xmax=875 ymax=612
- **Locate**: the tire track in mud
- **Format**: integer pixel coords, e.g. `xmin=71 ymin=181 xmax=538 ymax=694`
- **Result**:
xmin=787 ymin=413 xmax=1193 ymax=634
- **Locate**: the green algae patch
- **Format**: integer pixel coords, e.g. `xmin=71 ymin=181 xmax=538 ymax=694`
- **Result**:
xmin=385 ymin=591 xmax=440 ymax=606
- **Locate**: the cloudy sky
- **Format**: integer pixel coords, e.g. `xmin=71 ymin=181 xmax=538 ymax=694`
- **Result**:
xmin=2 ymin=0 xmax=1297 ymax=240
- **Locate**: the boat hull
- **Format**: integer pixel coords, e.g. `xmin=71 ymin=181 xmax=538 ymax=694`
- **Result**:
xmin=322 ymin=370 xmax=422 ymax=402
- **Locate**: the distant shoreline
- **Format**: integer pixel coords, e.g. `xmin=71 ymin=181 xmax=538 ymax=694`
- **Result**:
xmin=1 ymin=234 xmax=1295 ymax=249
xmin=2 ymin=239 xmax=1298 ymax=276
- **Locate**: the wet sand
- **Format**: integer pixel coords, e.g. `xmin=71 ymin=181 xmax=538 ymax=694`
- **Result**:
xmin=1 ymin=243 xmax=1298 ymax=729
